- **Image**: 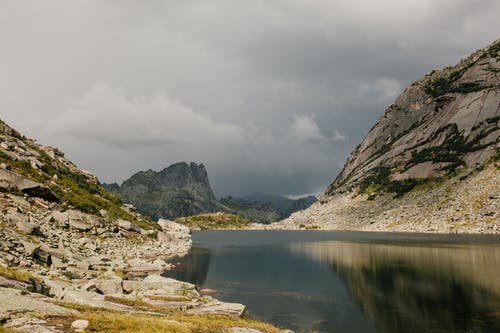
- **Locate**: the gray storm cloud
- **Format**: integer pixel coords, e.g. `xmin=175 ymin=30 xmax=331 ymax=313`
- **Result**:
xmin=1 ymin=0 xmax=499 ymax=196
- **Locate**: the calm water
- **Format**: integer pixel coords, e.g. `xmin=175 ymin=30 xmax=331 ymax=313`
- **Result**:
xmin=164 ymin=231 xmax=500 ymax=333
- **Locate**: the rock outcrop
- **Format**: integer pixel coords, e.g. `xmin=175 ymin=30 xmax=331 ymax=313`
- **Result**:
xmin=274 ymin=39 xmax=499 ymax=233
xmin=104 ymin=162 xmax=226 ymax=220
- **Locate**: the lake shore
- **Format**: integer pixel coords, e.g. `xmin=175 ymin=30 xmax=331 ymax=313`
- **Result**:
xmin=261 ymin=163 xmax=499 ymax=234
xmin=0 ymin=201 xmax=289 ymax=333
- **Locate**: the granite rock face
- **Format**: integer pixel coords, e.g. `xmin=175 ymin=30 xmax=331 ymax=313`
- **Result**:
xmin=327 ymin=39 xmax=499 ymax=195
xmin=104 ymin=162 xmax=226 ymax=220
xmin=274 ymin=40 xmax=499 ymax=233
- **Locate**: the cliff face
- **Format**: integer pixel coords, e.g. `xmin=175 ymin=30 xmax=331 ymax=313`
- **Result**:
xmin=274 ymin=40 xmax=499 ymax=233
xmin=328 ymin=39 xmax=499 ymax=196
xmin=105 ymin=162 xmax=223 ymax=220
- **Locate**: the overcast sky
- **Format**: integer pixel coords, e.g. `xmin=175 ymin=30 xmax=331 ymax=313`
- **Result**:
xmin=1 ymin=1 xmax=499 ymax=197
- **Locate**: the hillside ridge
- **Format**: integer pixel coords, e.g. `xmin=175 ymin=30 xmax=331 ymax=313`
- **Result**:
xmin=272 ymin=39 xmax=499 ymax=233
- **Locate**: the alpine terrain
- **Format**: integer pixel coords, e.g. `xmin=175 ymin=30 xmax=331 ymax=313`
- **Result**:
xmin=275 ymin=39 xmax=500 ymax=233
xmin=0 ymin=119 xmax=285 ymax=332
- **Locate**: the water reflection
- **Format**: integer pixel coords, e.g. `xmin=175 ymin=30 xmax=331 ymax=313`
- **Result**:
xmin=164 ymin=247 xmax=212 ymax=286
xmin=291 ymin=241 xmax=500 ymax=333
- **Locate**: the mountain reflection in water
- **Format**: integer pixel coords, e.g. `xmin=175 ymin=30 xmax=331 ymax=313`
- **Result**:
xmin=290 ymin=241 xmax=500 ymax=333
xmin=165 ymin=247 xmax=212 ymax=286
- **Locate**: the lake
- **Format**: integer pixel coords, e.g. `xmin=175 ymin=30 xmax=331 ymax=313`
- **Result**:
xmin=164 ymin=230 xmax=500 ymax=333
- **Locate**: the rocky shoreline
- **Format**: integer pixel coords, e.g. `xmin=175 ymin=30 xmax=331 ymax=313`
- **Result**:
xmin=0 ymin=192 xmax=288 ymax=332
xmin=266 ymin=162 xmax=499 ymax=234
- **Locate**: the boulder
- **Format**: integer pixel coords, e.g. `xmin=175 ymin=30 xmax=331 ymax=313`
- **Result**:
xmin=67 ymin=211 xmax=94 ymax=231
xmin=93 ymin=271 xmax=123 ymax=295
xmin=158 ymin=219 xmax=191 ymax=235
xmin=0 ymin=169 xmax=60 ymax=202
xmin=230 ymin=328 xmax=265 ymax=333
xmin=95 ymin=278 xmax=122 ymax=295
xmin=71 ymin=320 xmax=89 ymax=333
xmin=116 ymin=219 xmax=141 ymax=233
xmin=20 ymin=240 xmax=41 ymax=256
xmin=33 ymin=246 xmax=52 ymax=266
xmin=123 ymin=275 xmax=198 ymax=299
xmin=188 ymin=297 xmax=246 ymax=317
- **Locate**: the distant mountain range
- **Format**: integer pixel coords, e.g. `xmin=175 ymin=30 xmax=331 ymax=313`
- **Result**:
xmin=104 ymin=164 xmax=317 ymax=223
xmin=240 ymin=192 xmax=317 ymax=219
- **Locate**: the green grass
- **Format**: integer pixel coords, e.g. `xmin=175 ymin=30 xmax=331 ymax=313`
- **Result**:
xmin=175 ymin=213 xmax=250 ymax=230
xmin=47 ymin=303 xmax=282 ymax=333
xmin=0 ymin=142 xmax=157 ymax=230
xmin=358 ymin=167 xmax=431 ymax=198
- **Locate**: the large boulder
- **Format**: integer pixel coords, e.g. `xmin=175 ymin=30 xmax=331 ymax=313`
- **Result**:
xmin=116 ymin=219 xmax=141 ymax=233
xmin=0 ymin=169 xmax=60 ymax=202
xmin=157 ymin=219 xmax=191 ymax=244
xmin=188 ymin=297 xmax=246 ymax=317
xmin=95 ymin=277 xmax=123 ymax=295
xmin=123 ymin=274 xmax=198 ymax=299
xmin=158 ymin=219 xmax=191 ymax=235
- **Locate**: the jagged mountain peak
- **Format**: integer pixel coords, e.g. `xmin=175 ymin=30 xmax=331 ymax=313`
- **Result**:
xmin=105 ymin=161 xmax=220 ymax=220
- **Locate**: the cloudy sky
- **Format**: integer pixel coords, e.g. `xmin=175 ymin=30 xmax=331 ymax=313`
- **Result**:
xmin=1 ymin=1 xmax=499 ymax=197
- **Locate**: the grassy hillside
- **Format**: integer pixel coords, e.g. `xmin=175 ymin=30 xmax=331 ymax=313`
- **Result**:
xmin=175 ymin=212 xmax=250 ymax=230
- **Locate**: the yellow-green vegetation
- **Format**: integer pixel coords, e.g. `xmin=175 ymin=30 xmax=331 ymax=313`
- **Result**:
xmin=0 ymin=266 xmax=40 ymax=284
xmin=0 ymin=135 xmax=157 ymax=230
xmin=0 ymin=326 xmax=18 ymax=333
xmin=104 ymin=296 xmax=157 ymax=309
xmin=66 ymin=311 xmax=281 ymax=333
xmin=175 ymin=212 xmax=250 ymax=230
xmin=146 ymin=295 xmax=192 ymax=302
xmin=45 ymin=303 xmax=281 ymax=333
xmin=112 ymin=269 xmax=128 ymax=280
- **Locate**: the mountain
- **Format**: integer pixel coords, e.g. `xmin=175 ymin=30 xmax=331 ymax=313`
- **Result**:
xmin=219 ymin=196 xmax=281 ymax=224
xmin=276 ymin=39 xmax=499 ymax=233
xmin=241 ymin=192 xmax=317 ymax=218
xmin=0 ymin=119 xmax=281 ymax=332
xmin=104 ymin=162 xmax=224 ymax=220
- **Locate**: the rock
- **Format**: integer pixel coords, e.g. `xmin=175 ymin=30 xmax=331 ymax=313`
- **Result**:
xmin=43 ymin=278 xmax=70 ymax=298
xmin=126 ymin=258 xmax=168 ymax=274
xmin=20 ymin=240 xmax=41 ymax=256
xmin=81 ymin=281 xmax=97 ymax=292
xmin=123 ymin=275 xmax=198 ymax=299
xmin=230 ymin=328 xmax=265 ymax=333
xmin=200 ymin=288 xmax=218 ymax=295
xmin=15 ymin=220 xmax=36 ymax=234
xmin=71 ymin=319 xmax=89 ymax=332
xmin=0 ymin=169 xmax=60 ymax=202
xmin=116 ymin=219 xmax=141 ymax=233
xmin=33 ymin=246 xmax=52 ymax=266
xmin=0 ymin=287 xmax=77 ymax=319
xmin=94 ymin=272 xmax=123 ymax=295
xmin=157 ymin=231 xmax=172 ymax=243
xmin=188 ymin=298 xmax=246 ymax=317
xmin=68 ymin=211 xmax=94 ymax=232
xmin=158 ymin=219 xmax=191 ymax=234
xmin=60 ymin=289 xmax=125 ymax=310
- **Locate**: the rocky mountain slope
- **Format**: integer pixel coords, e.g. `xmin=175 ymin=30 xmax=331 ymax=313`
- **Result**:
xmin=104 ymin=162 xmax=225 ymax=221
xmin=220 ymin=196 xmax=282 ymax=224
xmin=274 ymin=39 xmax=499 ymax=233
xmin=217 ymin=193 xmax=317 ymax=225
xmin=0 ymin=119 xmax=285 ymax=333
xmin=107 ymin=164 xmax=317 ymax=225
